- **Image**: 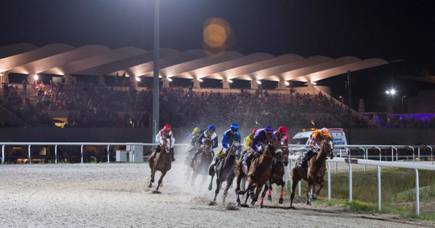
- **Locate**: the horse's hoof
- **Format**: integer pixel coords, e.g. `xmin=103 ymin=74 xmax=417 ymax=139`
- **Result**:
xmin=208 ymin=201 xmax=217 ymax=206
xmin=208 ymin=185 xmax=212 ymax=191
xmin=152 ymin=190 xmax=161 ymax=194
xmin=240 ymin=204 xmax=249 ymax=208
xmin=306 ymin=201 xmax=311 ymax=205
xmin=148 ymin=184 xmax=152 ymax=188
xmin=279 ymin=198 xmax=284 ymax=204
xmin=267 ymin=195 xmax=272 ymax=201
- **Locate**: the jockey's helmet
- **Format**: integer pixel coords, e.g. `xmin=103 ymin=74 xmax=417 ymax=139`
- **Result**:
xmin=265 ymin=125 xmax=274 ymax=134
xmin=230 ymin=123 xmax=239 ymax=132
xmin=278 ymin=126 xmax=288 ymax=134
xmin=192 ymin=127 xmax=201 ymax=135
xmin=163 ymin=124 xmax=172 ymax=132
xmin=207 ymin=124 xmax=216 ymax=132
xmin=320 ymin=128 xmax=332 ymax=139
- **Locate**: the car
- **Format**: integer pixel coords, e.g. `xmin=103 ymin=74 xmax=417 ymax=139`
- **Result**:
xmin=290 ymin=128 xmax=348 ymax=156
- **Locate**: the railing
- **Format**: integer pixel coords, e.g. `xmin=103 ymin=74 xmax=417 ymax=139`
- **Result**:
xmin=288 ymin=144 xmax=434 ymax=162
xmin=0 ymin=142 xmax=188 ymax=164
xmin=288 ymin=155 xmax=435 ymax=216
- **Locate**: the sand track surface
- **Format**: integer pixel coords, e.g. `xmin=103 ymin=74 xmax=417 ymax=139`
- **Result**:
xmin=0 ymin=163 xmax=432 ymax=228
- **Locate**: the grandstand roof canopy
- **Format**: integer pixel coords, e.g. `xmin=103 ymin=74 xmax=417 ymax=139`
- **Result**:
xmin=0 ymin=43 xmax=388 ymax=83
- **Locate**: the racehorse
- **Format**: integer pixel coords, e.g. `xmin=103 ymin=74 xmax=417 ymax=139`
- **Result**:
xmin=266 ymin=146 xmax=289 ymax=204
xmin=191 ymin=138 xmax=213 ymax=186
xmin=148 ymin=141 xmax=172 ymax=193
xmin=209 ymin=143 xmax=237 ymax=205
xmin=236 ymin=141 xmax=281 ymax=207
xmin=290 ymin=138 xmax=333 ymax=208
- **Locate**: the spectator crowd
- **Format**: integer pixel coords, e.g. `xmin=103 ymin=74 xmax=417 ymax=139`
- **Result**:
xmin=1 ymin=81 xmax=432 ymax=129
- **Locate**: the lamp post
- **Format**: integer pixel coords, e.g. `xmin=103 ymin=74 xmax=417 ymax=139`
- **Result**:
xmin=152 ymin=0 xmax=160 ymax=142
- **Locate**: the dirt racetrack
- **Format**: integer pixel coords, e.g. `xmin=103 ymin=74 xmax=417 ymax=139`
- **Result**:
xmin=0 ymin=163 xmax=433 ymax=228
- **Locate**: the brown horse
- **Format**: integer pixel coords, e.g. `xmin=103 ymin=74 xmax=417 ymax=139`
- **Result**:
xmin=191 ymin=139 xmax=213 ymax=186
xmin=148 ymin=142 xmax=172 ymax=193
xmin=266 ymin=146 xmax=289 ymax=204
xmin=290 ymin=138 xmax=333 ymax=208
xmin=236 ymin=141 xmax=281 ymax=207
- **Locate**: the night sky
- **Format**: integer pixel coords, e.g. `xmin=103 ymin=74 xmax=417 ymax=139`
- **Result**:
xmin=1 ymin=0 xmax=434 ymax=111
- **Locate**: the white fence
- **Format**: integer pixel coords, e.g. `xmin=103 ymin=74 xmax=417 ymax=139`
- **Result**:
xmin=288 ymin=155 xmax=435 ymax=216
xmin=288 ymin=144 xmax=434 ymax=162
xmin=0 ymin=142 xmax=189 ymax=164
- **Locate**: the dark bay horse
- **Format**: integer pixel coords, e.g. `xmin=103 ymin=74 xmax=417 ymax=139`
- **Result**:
xmin=266 ymin=146 xmax=289 ymax=204
xmin=191 ymin=139 xmax=213 ymax=186
xmin=236 ymin=142 xmax=281 ymax=207
xmin=290 ymin=138 xmax=333 ymax=208
xmin=148 ymin=142 xmax=172 ymax=193
xmin=209 ymin=144 xmax=237 ymax=205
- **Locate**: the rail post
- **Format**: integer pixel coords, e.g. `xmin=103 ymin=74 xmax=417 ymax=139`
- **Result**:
xmin=298 ymin=181 xmax=301 ymax=196
xmin=28 ymin=145 xmax=31 ymax=164
xmin=391 ymin=147 xmax=394 ymax=161
xmin=359 ymin=147 xmax=366 ymax=172
xmin=348 ymin=153 xmax=352 ymax=202
xmin=415 ymin=169 xmax=420 ymax=216
xmin=375 ymin=146 xmax=381 ymax=161
xmin=54 ymin=144 xmax=58 ymax=164
xmin=327 ymin=161 xmax=331 ymax=201
xmin=409 ymin=146 xmax=415 ymax=161
xmin=377 ymin=165 xmax=382 ymax=211
xmin=1 ymin=144 xmax=4 ymax=164
xmin=80 ymin=145 xmax=84 ymax=164
xmin=107 ymin=145 xmax=110 ymax=163
xmin=428 ymin=146 xmax=433 ymax=164
xmin=417 ymin=146 xmax=421 ymax=161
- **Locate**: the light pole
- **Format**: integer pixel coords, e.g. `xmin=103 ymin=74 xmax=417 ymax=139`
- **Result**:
xmin=152 ymin=0 xmax=160 ymax=142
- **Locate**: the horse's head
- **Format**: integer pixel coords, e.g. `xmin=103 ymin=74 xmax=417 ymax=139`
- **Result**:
xmin=281 ymin=146 xmax=290 ymax=166
xmin=319 ymin=137 xmax=334 ymax=160
xmin=273 ymin=148 xmax=284 ymax=163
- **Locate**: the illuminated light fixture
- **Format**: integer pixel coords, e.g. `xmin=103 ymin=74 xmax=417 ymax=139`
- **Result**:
xmin=227 ymin=79 xmax=233 ymax=83
xmin=385 ymin=88 xmax=397 ymax=96
xmin=197 ymin=78 xmax=203 ymax=82
xmin=135 ymin=76 xmax=141 ymax=82
xmin=33 ymin=74 xmax=39 ymax=81
xmin=256 ymin=80 xmax=262 ymax=85
xmin=284 ymin=81 xmax=290 ymax=86
xmin=311 ymin=81 xmax=317 ymax=85
xmin=167 ymin=77 xmax=173 ymax=82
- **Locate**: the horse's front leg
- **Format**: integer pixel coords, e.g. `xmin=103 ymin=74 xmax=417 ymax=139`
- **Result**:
xmin=306 ymin=183 xmax=313 ymax=205
xmin=314 ymin=181 xmax=324 ymax=200
xmin=156 ymin=171 xmax=167 ymax=192
xmin=289 ymin=178 xmax=298 ymax=209
xmin=148 ymin=167 xmax=155 ymax=188
xmin=260 ymin=184 xmax=268 ymax=208
xmin=208 ymin=173 xmax=214 ymax=191
xmin=267 ymin=182 xmax=273 ymax=201
xmin=279 ymin=182 xmax=285 ymax=204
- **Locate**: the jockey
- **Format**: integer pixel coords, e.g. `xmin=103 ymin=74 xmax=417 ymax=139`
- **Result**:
xmin=301 ymin=128 xmax=331 ymax=168
xmin=241 ymin=126 xmax=275 ymax=174
xmin=190 ymin=125 xmax=218 ymax=166
xmin=153 ymin=124 xmax=176 ymax=161
xmin=209 ymin=123 xmax=241 ymax=175
xmin=274 ymin=126 xmax=289 ymax=147
xmin=190 ymin=127 xmax=202 ymax=147
xmin=243 ymin=128 xmax=257 ymax=152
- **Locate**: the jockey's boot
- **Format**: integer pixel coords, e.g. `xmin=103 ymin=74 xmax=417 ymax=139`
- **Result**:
xmin=209 ymin=157 xmax=217 ymax=176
